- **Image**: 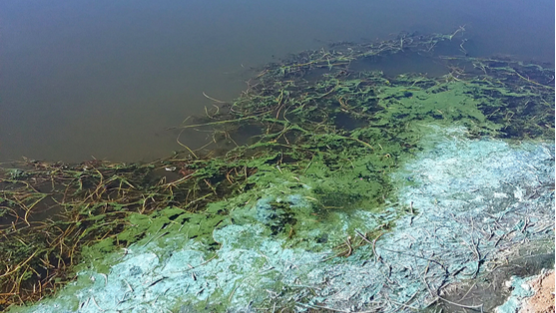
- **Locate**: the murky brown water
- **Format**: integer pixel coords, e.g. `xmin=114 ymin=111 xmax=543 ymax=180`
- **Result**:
xmin=1 ymin=0 xmax=553 ymax=162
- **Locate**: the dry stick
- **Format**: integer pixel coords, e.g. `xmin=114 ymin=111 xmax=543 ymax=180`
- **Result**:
xmin=22 ymin=194 xmax=48 ymax=226
xmin=296 ymin=302 xmax=351 ymax=313
xmin=161 ymin=172 xmax=195 ymax=188
xmin=176 ymin=129 xmax=199 ymax=159
xmin=202 ymin=92 xmax=228 ymax=104
xmin=69 ymin=230 xmax=83 ymax=265
xmin=421 ymin=263 xmax=483 ymax=311
xmin=388 ymin=290 xmax=420 ymax=311
xmin=372 ymin=232 xmax=385 ymax=262
xmin=354 ymin=229 xmax=372 ymax=244
xmin=177 ymin=116 xmax=257 ymax=130
xmin=0 ymin=251 xmax=38 ymax=278
xmin=351 ymin=136 xmax=374 ymax=150
xmin=203 ymin=179 xmax=217 ymax=196
xmin=91 ymin=296 xmax=106 ymax=312
xmin=379 ymin=246 xmax=448 ymax=272
xmin=223 ymin=131 xmax=240 ymax=147
xmin=9 ymin=198 xmax=28 ymax=226
xmin=82 ymin=170 xmax=104 ymax=203
xmin=458 ymin=282 xmax=477 ymax=302
xmin=275 ymin=103 xmax=286 ymax=119
xmin=194 ymin=136 xmax=217 ymax=152
xmin=513 ymin=71 xmax=554 ymax=90
xmin=437 ymin=295 xmax=483 ymax=312
xmin=344 ymin=237 xmax=353 ymax=257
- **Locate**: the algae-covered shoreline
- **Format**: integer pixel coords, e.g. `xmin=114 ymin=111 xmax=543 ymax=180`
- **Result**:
xmin=0 ymin=30 xmax=554 ymax=312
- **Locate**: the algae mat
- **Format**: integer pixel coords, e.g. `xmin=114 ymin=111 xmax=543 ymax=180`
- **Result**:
xmin=1 ymin=30 xmax=554 ymax=312
xmin=8 ymin=128 xmax=554 ymax=313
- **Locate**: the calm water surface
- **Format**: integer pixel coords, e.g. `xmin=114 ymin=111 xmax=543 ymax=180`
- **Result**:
xmin=1 ymin=0 xmax=553 ymax=162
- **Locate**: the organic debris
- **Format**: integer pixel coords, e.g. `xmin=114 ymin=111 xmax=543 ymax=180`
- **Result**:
xmin=1 ymin=29 xmax=554 ymax=312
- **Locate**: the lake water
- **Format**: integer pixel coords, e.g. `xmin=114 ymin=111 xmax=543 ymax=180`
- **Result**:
xmin=1 ymin=0 xmax=553 ymax=162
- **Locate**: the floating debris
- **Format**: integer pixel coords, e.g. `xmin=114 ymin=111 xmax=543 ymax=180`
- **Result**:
xmin=1 ymin=29 xmax=553 ymax=312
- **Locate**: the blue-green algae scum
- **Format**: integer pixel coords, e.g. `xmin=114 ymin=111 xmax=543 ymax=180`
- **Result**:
xmin=1 ymin=29 xmax=554 ymax=312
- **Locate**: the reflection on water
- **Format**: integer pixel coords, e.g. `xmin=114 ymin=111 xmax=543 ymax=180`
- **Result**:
xmin=0 ymin=0 xmax=553 ymax=162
